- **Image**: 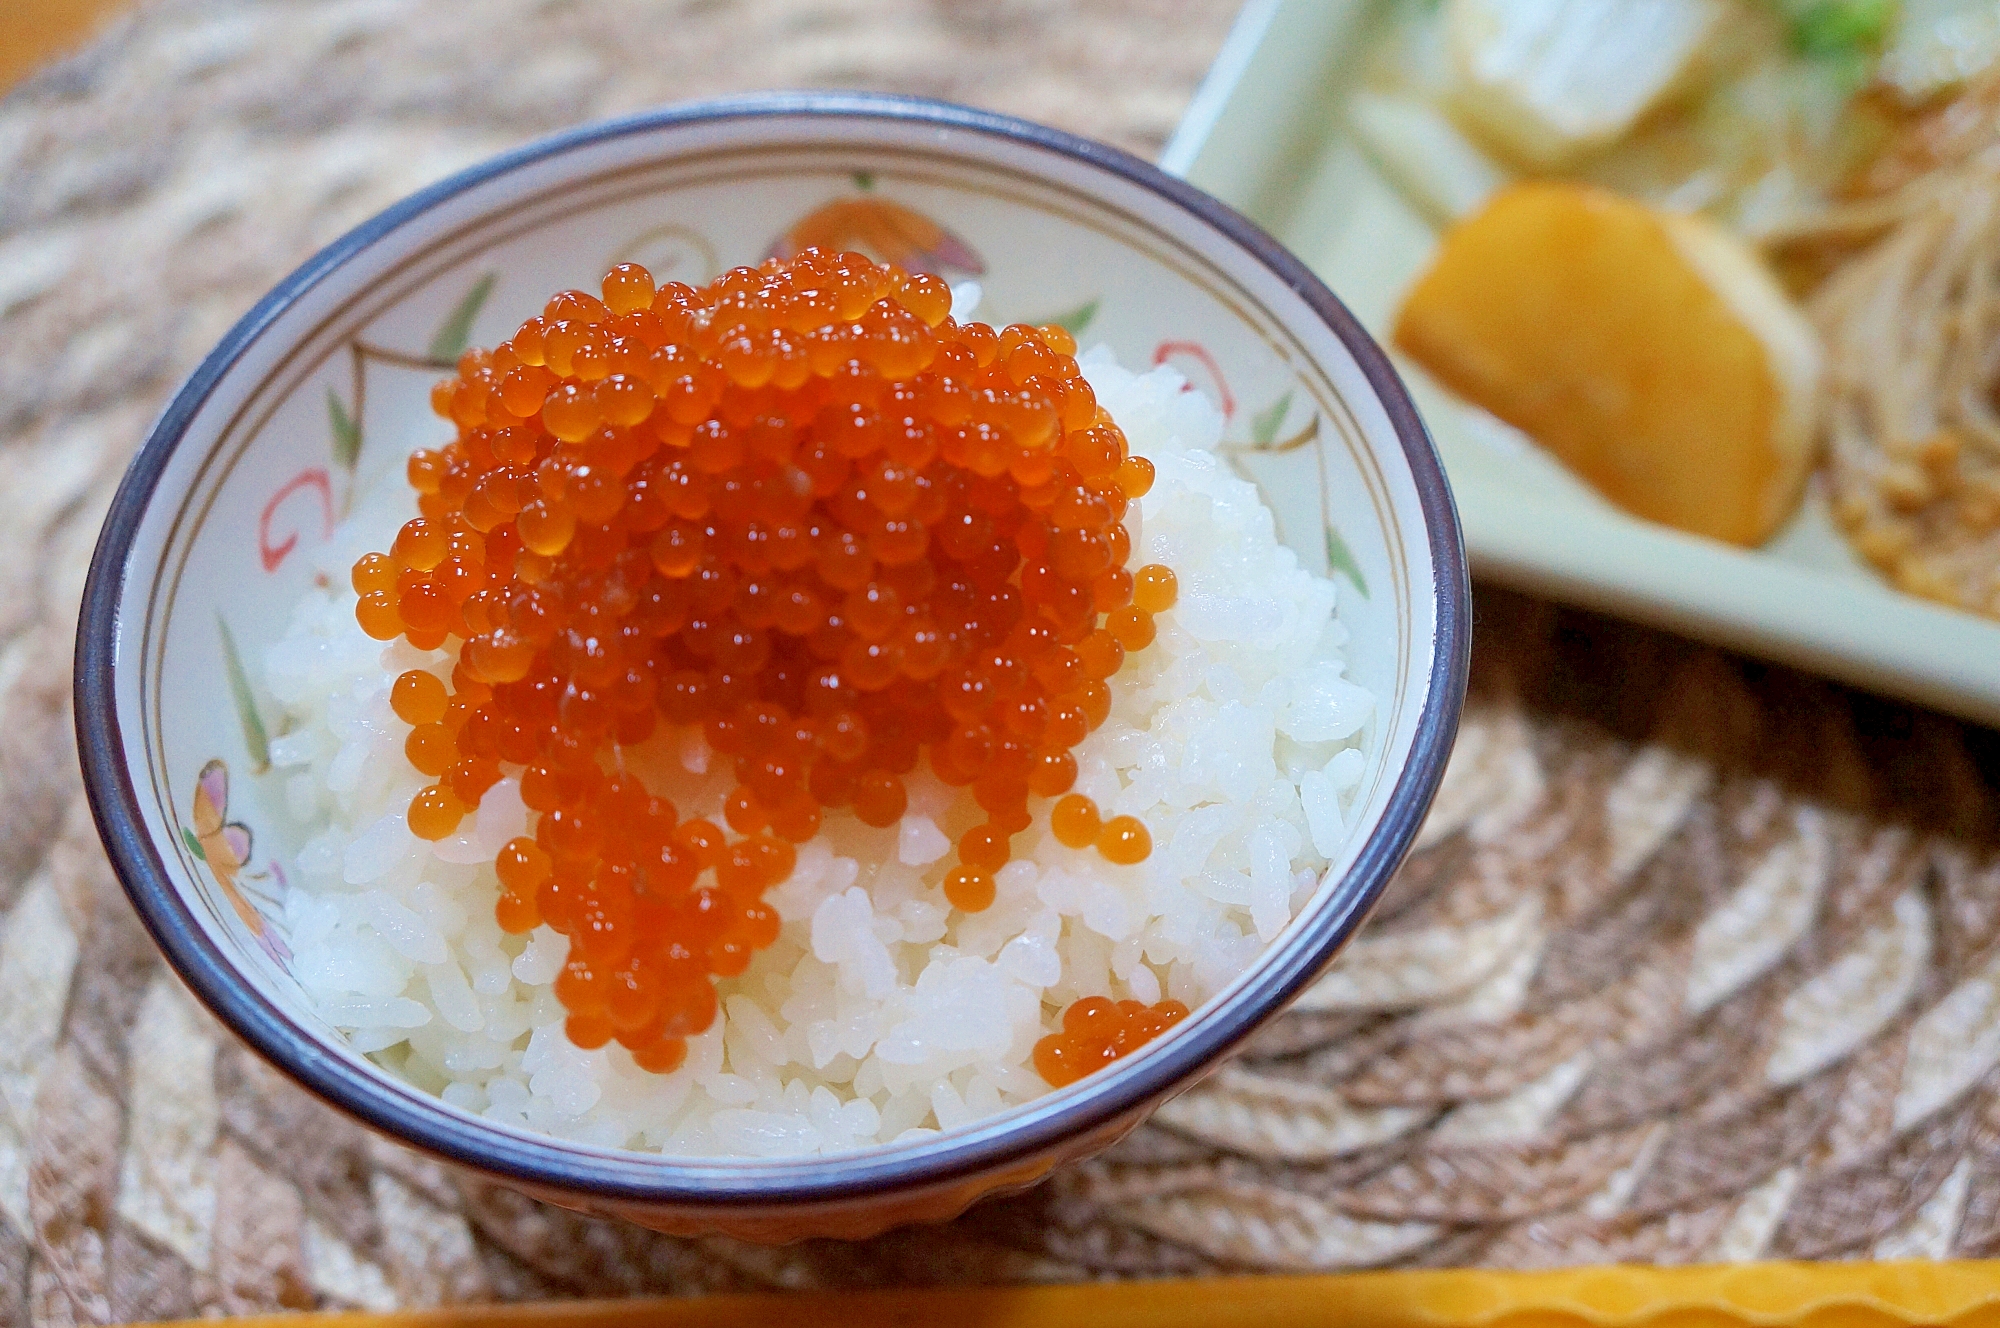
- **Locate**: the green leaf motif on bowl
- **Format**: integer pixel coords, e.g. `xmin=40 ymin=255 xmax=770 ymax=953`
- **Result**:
xmin=217 ymin=614 xmax=271 ymax=774
xmin=327 ymin=388 xmax=361 ymax=474
xmin=427 ymin=272 xmax=497 ymax=365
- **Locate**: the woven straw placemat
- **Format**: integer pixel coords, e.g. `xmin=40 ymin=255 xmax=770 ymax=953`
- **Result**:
xmin=8 ymin=0 xmax=2000 ymax=1319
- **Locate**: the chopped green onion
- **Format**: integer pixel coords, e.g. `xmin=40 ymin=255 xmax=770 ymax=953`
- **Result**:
xmin=1781 ymin=0 xmax=1899 ymax=57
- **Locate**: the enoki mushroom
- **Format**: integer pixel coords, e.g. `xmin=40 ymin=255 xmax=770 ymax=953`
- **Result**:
xmin=1800 ymin=77 xmax=2000 ymax=613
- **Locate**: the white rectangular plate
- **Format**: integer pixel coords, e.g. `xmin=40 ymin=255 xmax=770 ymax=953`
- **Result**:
xmin=1163 ymin=0 xmax=2000 ymax=727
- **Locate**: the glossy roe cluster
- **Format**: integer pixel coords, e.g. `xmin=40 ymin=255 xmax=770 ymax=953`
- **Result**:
xmin=351 ymin=251 xmax=1181 ymax=1078
xmin=1033 ymin=996 xmax=1191 ymax=1087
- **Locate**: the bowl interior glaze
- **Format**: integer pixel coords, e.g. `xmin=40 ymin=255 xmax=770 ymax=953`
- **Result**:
xmin=78 ymin=93 xmax=1466 ymax=1233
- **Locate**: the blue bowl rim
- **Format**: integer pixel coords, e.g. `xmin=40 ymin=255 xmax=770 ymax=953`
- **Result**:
xmin=75 ymin=90 xmax=1470 ymax=1210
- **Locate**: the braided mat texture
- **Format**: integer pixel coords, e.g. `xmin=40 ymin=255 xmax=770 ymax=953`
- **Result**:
xmin=8 ymin=0 xmax=2000 ymax=1318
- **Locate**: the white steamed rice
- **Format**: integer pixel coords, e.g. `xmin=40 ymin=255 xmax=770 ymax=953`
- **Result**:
xmin=261 ymin=347 xmax=1375 ymax=1156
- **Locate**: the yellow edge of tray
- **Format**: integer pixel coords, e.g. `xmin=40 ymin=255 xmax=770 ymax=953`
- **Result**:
xmin=149 ymin=1261 xmax=2000 ymax=1328
xmin=1 ymin=0 xmax=132 ymax=90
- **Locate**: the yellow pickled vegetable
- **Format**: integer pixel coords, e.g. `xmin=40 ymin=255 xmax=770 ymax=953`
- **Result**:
xmin=1395 ymin=181 xmax=1823 ymax=547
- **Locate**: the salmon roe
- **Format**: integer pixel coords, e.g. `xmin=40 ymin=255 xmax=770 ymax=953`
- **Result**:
xmin=351 ymin=251 xmax=1182 ymax=1077
xmin=1032 ymin=995 xmax=1191 ymax=1087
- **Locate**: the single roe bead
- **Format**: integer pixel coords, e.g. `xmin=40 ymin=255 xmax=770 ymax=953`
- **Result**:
xmin=1032 ymin=1036 xmax=1084 ymax=1086
xmin=1096 ymin=816 xmax=1160 ymax=868
xmin=495 ymin=836 xmax=552 ymax=896
xmin=942 ymin=865 xmax=995 ymax=912
xmin=1116 ymin=454 xmax=1155 ymax=498
xmin=407 ymin=785 xmax=464 ymax=841
xmin=355 ymin=590 xmax=403 ymax=640
xmin=494 ymin=891 xmax=541 ymax=934
xmin=1051 ymin=794 xmax=1101 ymax=849
xmin=1107 ymin=606 xmax=1156 ymax=651
xmin=391 ymin=670 xmax=448 ymax=725
xmin=1131 ymin=563 xmax=1178 ymax=614
xmin=1064 ymin=994 xmax=1118 ymax=1037
xmin=1096 ymin=815 xmax=1151 ymax=865
xmin=392 ymin=518 xmax=448 ymax=571
xmin=959 ymin=823 xmax=1009 ymax=871
xmin=404 ymin=723 xmax=456 ymax=776
xmin=602 ymin=262 xmax=656 ymax=314
xmin=351 ymin=552 xmax=396 ymax=593
xmin=633 ymin=1038 xmax=688 ymax=1074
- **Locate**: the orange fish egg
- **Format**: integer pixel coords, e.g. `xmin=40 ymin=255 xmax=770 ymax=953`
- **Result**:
xmin=352 ymin=251 xmax=1177 ymax=1076
xmin=1032 ymin=995 xmax=1190 ymax=1087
